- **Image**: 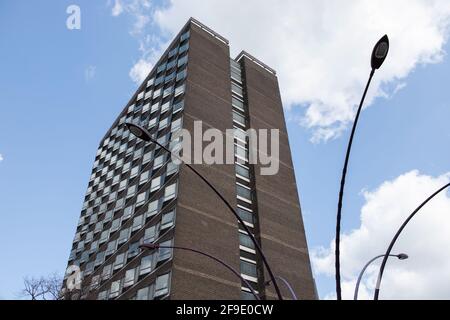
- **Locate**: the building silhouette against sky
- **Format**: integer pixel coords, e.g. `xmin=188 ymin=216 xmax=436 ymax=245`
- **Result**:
xmin=63 ymin=18 xmax=316 ymax=300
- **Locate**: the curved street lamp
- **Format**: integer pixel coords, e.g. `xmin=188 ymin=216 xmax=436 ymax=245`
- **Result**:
xmin=354 ymin=253 xmax=408 ymax=300
xmin=374 ymin=182 xmax=450 ymax=300
xmin=335 ymin=34 xmax=390 ymax=300
xmin=265 ymin=276 xmax=298 ymax=300
xmin=140 ymin=243 xmax=260 ymax=300
xmin=126 ymin=122 xmax=283 ymax=300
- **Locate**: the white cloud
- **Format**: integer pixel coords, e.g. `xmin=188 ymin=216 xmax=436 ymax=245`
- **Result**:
xmin=143 ymin=0 xmax=450 ymax=142
xmin=111 ymin=0 xmax=124 ymax=17
xmin=312 ymin=170 xmax=450 ymax=299
xmin=84 ymin=65 xmax=96 ymax=82
xmin=109 ymin=0 xmax=152 ymax=35
xmin=129 ymin=58 xmax=153 ymax=83
xmin=0 ymin=154 xmax=3 ymax=162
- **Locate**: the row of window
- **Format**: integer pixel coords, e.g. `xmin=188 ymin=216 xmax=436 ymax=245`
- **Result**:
xmin=229 ymin=59 xmax=261 ymax=300
xmin=67 ymin=28 xmax=190 ymax=300
xmin=71 ymin=179 xmax=178 ymax=262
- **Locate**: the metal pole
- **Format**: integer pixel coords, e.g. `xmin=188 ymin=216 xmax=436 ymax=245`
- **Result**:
xmin=374 ymin=183 xmax=450 ymax=300
xmin=129 ymin=128 xmax=283 ymax=300
xmin=354 ymin=254 xmax=397 ymax=300
xmin=266 ymin=276 xmax=298 ymax=300
xmin=141 ymin=244 xmax=260 ymax=300
xmin=335 ymin=69 xmax=375 ymax=300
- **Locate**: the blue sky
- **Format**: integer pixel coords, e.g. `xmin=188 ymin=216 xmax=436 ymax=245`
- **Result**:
xmin=1 ymin=1 xmax=450 ymax=299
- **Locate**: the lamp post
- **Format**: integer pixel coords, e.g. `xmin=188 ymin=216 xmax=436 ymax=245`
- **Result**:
xmin=265 ymin=276 xmax=298 ymax=300
xmin=354 ymin=253 xmax=408 ymax=300
xmin=374 ymin=182 xmax=450 ymax=300
xmin=140 ymin=243 xmax=260 ymax=300
xmin=335 ymin=34 xmax=390 ymax=300
xmin=125 ymin=122 xmax=283 ymax=300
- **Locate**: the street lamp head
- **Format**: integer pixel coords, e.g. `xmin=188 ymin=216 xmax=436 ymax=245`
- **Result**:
xmin=125 ymin=122 xmax=152 ymax=142
xmin=371 ymin=34 xmax=389 ymax=70
xmin=397 ymin=253 xmax=409 ymax=260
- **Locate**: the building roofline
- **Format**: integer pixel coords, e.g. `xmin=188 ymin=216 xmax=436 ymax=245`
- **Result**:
xmin=235 ymin=51 xmax=277 ymax=75
xmin=189 ymin=17 xmax=229 ymax=45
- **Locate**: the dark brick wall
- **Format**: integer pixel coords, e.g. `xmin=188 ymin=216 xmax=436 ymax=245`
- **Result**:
xmin=171 ymin=23 xmax=241 ymax=300
xmin=242 ymin=57 xmax=317 ymax=300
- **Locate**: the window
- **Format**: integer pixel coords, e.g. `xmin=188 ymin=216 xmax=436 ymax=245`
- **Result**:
xmin=94 ymin=251 xmax=105 ymax=266
xmin=115 ymin=198 xmax=125 ymax=210
xmin=114 ymin=253 xmax=126 ymax=270
xmin=90 ymin=275 xmax=100 ymax=290
xmin=161 ymin=210 xmax=175 ymax=230
xmin=157 ymin=134 xmax=169 ymax=146
xmin=150 ymin=102 xmax=160 ymax=114
xmin=174 ymin=84 xmax=185 ymax=97
xmin=104 ymin=210 xmax=113 ymax=223
xmin=98 ymin=290 xmax=108 ymax=300
xmin=102 ymin=264 xmax=112 ymax=280
xmin=171 ymin=117 xmax=182 ymax=133
xmin=117 ymin=228 xmax=130 ymax=245
xmin=150 ymin=176 xmax=163 ymax=192
xmin=168 ymin=47 xmax=178 ymax=59
xmin=123 ymin=205 xmax=133 ymax=220
xmin=179 ymin=42 xmax=189 ymax=54
xmin=164 ymin=183 xmax=177 ymax=202
xmin=157 ymin=63 xmax=166 ymax=73
xmin=132 ymin=214 xmax=144 ymax=232
xmin=147 ymin=199 xmax=162 ymax=218
xmin=154 ymin=273 xmax=170 ymax=298
xmin=159 ymin=117 xmax=170 ymax=130
xmin=99 ymin=230 xmax=109 ymax=244
xmin=232 ymin=82 xmax=243 ymax=96
xmin=136 ymin=191 xmax=147 ymax=206
xmin=111 ymin=218 xmax=121 ymax=233
xmin=158 ymin=240 xmax=173 ymax=262
xmin=173 ymin=100 xmax=184 ymax=114
xmin=161 ymin=100 xmax=171 ymax=114
xmin=163 ymin=85 xmax=173 ymax=97
xmin=139 ymin=254 xmax=154 ymax=275
xmin=143 ymin=150 xmax=153 ymax=163
xmin=128 ymin=241 xmax=140 ymax=259
xmin=139 ymin=170 xmax=150 ymax=184
xmin=240 ymin=260 xmax=257 ymax=278
xmin=143 ymin=224 xmax=159 ymax=244
xmin=241 ymin=290 xmax=257 ymax=300
xmin=232 ymin=97 xmax=244 ymax=111
xmin=89 ymin=240 xmax=99 ymax=254
xmin=136 ymin=285 xmax=154 ymax=300
xmin=237 ymin=207 xmax=253 ymax=225
xmin=109 ymin=280 xmax=121 ymax=298
xmin=106 ymin=240 xmax=117 ymax=256
xmin=239 ymin=233 xmax=255 ymax=250
xmin=236 ymin=184 xmax=252 ymax=201
xmin=177 ymin=55 xmax=188 ymax=67
xmin=166 ymin=161 xmax=179 ymax=176
xmin=85 ymin=262 xmax=94 ymax=275
xmin=233 ymin=111 xmax=246 ymax=126
xmin=130 ymin=165 xmax=139 ymax=178
xmin=153 ymin=88 xmax=162 ymax=99
xmin=153 ymin=155 xmax=165 ymax=170
xmin=236 ymin=165 xmax=250 ymax=179
xmin=94 ymin=222 xmax=103 ymax=234
xmin=234 ymin=129 xmax=247 ymax=142
xmin=123 ymin=268 xmax=136 ymax=288
xmin=176 ymin=69 xmax=187 ymax=82
xmin=180 ymin=30 xmax=190 ymax=42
